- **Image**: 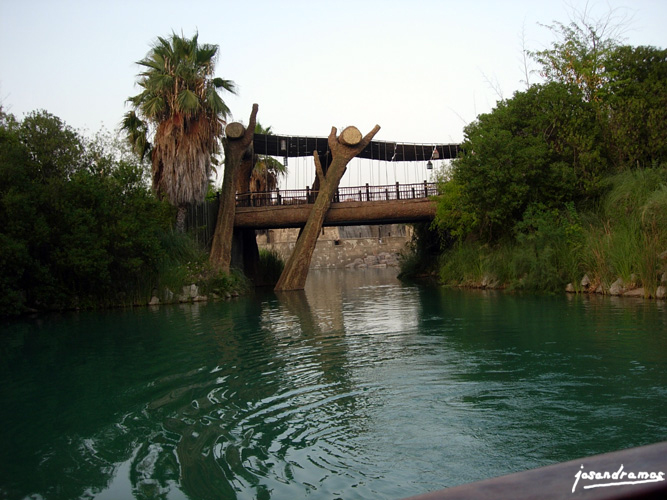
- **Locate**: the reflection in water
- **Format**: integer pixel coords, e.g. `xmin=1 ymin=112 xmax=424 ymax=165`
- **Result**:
xmin=0 ymin=269 xmax=666 ymax=499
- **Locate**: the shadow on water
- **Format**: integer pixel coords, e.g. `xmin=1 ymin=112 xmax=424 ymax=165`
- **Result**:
xmin=0 ymin=270 xmax=666 ymax=499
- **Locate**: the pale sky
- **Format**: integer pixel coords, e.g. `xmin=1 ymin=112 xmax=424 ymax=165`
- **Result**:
xmin=2 ymin=0 xmax=666 ymax=188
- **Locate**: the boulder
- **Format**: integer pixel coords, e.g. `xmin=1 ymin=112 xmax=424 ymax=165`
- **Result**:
xmin=581 ymin=274 xmax=591 ymax=289
xmin=149 ymin=296 xmax=160 ymax=306
xmin=364 ymin=255 xmax=379 ymax=266
xmin=623 ymin=288 xmax=644 ymax=298
xmin=481 ymin=274 xmax=498 ymax=288
xmin=565 ymin=283 xmax=575 ymax=293
xmin=657 ymin=286 xmax=666 ymax=299
xmin=608 ymin=278 xmax=626 ymax=296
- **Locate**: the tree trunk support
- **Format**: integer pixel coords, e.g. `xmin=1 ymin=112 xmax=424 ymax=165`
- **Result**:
xmin=210 ymin=104 xmax=258 ymax=273
xmin=274 ymin=124 xmax=380 ymax=291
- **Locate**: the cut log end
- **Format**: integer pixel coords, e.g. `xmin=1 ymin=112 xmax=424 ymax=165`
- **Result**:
xmin=225 ymin=122 xmax=246 ymax=139
xmin=338 ymin=126 xmax=362 ymax=146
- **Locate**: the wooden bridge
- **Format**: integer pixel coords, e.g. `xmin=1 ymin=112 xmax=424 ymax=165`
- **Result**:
xmin=234 ymin=181 xmax=440 ymax=229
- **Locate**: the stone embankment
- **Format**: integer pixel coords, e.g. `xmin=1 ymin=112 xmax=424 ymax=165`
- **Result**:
xmin=147 ymin=284 xmax=242 ymax=306
xmin=565 ymin=272 xmax=667 ymax=299
xmin=564 ymin=250 xmax=667 ymax=299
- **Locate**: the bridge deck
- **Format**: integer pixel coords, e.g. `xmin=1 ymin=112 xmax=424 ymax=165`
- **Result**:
xmin=234 ymin=182 xmax=439 ymax=229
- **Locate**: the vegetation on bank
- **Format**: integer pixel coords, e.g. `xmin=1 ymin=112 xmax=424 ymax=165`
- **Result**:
xmin=401 ymin=17 xmax=667 ymax=298
xmin=0 ymin=110 xmax=247 ymax=317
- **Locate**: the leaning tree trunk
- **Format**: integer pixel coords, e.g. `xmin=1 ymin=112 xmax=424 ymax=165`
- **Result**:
xmin=210 ymin=104 xmax=258 ymax=273
xmin=274 ymin=125 xmax=380 ymax=291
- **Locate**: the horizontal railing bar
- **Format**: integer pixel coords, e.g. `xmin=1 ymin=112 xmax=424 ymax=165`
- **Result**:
xmin=235 ymin=182 xmax=440 ymax=207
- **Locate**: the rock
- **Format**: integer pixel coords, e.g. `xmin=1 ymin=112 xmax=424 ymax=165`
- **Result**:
xmin=149 ymin=296 xmax=160 ymax=305
xmin=364 ymin=255 xmax=378 ymax=266
xmin=657 ymin=286 xmax=666 ymax=299
xmin=481 ymin=274 xmax=498 ymax=288
xmin=345 ymin=262 xmax=357 ymax=269
xmin=163 ymin=288 xmax=174 ymax=302
xmin=659 ymin=250 xmax=667 ymax=261
xmin=661 ymin=271 xmax=667 ymax=284
xmin=609 ymin=278 xmax=625 ymax=296
xmin=565 ymin=283 xmax=575 ymax=293
xmin=581 ymin=274 xmax=591 ymax=289
xmin=623 ymin=288 xmax=644 ymax=298
xmin=193 ymin=295 xmax=208 ymax=302
xmin=595 ymin=284 xmax=604 ymax=294
xmin=190 ymin=284 xmax=199 ymax=298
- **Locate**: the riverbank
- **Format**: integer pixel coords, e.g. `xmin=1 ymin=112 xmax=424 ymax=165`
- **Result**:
xmin=402 ymin=170 xmax=667 ymax=301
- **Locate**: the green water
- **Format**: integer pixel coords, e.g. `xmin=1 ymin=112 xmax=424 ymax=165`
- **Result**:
xmin=1 ymin=269 xmax=666 ymax=500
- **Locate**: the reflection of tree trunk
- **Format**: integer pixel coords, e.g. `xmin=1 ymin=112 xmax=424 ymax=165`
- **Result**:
xmin=164 ymin=417 xmax=236 ymax=500
xmin=210 ymin=104 xmax=258 ymax=273
xmin=275 ymin=125 xmax=380 ymax=291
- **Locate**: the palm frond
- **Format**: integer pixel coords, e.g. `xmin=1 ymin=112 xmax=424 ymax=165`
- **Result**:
xmin=177 ymin=89 xmax=201 ymax=114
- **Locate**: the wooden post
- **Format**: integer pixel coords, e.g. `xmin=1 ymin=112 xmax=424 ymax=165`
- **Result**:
xmin=365 ymin=183 xmax=370 ymax=201
xmin=424 ymin=180 xmax=428 ymax=197
xmin=275 ymin=124 xmax=381 ymax=291
xmin=396 ymin=181 xmax=400 ymax=200
xmin=210 ymin=104 xmax=258 ymax=273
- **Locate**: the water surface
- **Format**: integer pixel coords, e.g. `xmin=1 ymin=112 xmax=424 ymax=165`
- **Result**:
xmin=1 ymin=269 xmax=665 ymax=499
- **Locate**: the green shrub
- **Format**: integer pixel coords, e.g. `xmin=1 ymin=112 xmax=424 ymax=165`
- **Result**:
xmin=257 ymin=248 xmax=285 ymax=286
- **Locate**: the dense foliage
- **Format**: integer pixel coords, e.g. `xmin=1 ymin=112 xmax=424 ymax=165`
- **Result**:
xmin=422 ymin=24 xmax=667 ymax=294
xmin=0 ymin=110 xmax=247 ymax=316
xmin=0 ymin=110 xmax=174 ymax=314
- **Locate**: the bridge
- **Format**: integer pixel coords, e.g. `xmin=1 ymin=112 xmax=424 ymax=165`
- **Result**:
xmin=234 ymin=181 xmax=439 ymax=229
xmin=232 ymin=133 xmax=460 ymax=229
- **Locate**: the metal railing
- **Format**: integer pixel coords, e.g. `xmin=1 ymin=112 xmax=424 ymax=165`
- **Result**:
xmin=235 ymin=181 xmax=439 ymax=208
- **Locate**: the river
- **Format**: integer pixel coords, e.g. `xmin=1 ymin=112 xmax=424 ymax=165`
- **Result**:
xmin=1 ymin=268 xmax=666 ymax=499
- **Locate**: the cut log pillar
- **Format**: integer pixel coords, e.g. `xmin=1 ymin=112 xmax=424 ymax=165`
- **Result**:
xmin=274 ymin=124 xmax=381 ymax=291
xmin=210 ymin=104 xmax=258 ymax=273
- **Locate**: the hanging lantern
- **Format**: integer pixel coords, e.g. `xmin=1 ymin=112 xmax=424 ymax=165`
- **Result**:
xmin=427 ymin=160 xmax=433 ymax=170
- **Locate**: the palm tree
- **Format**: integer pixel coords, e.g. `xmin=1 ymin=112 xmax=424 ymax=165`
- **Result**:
xmin=250 ymin=122 xmax=286 ymax=193
xmin=122 ymin=32 xmax=236 ymax=231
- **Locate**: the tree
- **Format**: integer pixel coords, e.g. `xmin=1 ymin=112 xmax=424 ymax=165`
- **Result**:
xmin=0 ymin=111 xmax=173 ymax=315
xmin=529 ymin=6 xmax=625 ymax=102
xmin=248 ymin=122 xmax=286 ymax=194
xmin=435 ymin=82 xmax=604 ymax=242
xmin=605 ymin=45 xmax=667 ymax=167
xmin=122 ymin=32 xmax=236 ymax=231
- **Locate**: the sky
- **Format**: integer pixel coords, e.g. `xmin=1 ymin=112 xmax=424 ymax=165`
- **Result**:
xmin=2 ymin=0 xmax=667 ymax=188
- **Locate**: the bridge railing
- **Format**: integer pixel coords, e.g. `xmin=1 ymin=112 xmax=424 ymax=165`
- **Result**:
xmin=236 ymin=181 xmax=440 ymax=208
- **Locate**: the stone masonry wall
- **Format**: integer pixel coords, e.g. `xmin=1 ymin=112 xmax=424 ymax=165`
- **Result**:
xmin=256 ymin=225 xmax=411 ymax=269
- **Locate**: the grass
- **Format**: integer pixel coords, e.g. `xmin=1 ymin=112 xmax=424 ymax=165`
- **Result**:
xmin=257 ymin=248 xmax=285 ymax=286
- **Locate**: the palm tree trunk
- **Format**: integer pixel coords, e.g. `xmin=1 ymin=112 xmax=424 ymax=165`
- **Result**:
xmin=176 ymin=204 xmax=187 ymax=233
